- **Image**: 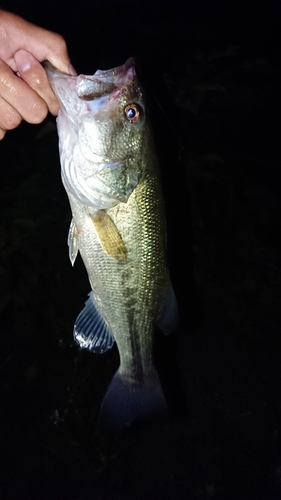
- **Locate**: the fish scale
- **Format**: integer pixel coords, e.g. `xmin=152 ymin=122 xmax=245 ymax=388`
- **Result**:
xmin=67 ymin=173 xmax=167 ymax=380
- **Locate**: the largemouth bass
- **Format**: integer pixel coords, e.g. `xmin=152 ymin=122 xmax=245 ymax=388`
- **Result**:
xmin=45 ymin=58 xmax=179 ymax=430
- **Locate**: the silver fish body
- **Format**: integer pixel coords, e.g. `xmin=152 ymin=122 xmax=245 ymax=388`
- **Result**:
xmin=45 ymin=59 xmax=179 ymax=429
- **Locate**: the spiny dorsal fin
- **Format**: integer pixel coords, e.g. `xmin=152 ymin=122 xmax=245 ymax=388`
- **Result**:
xmin=91 ymin=210 xmax=127 ymax=261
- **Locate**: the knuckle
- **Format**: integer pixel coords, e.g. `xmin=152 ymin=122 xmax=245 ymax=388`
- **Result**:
xmin=29 ymin=100 xmax=48 ymax=124
xmin=53 ymin=33 xmax=67 ymax=52
xmin=5 ymin=109 xmax=21 ymax=130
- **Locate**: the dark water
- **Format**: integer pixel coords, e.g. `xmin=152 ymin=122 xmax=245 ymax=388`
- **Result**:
xmin=0 ymin=1 xmax=281 ymax=499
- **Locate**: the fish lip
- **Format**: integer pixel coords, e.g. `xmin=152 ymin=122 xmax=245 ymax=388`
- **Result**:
xmin=43 ymin=60 xmax=77 ymax=80
xmin=44 ymin=58 xmax=136 ymax=91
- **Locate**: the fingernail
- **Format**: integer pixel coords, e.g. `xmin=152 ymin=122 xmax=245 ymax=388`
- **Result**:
xmin=68 ymin=63 xmax=78 ymax=76
xmin=15 ymin=51 xmax=32 ymax=73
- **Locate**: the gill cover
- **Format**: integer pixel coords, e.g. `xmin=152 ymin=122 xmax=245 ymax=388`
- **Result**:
xmin=45 ymin=59 xmax=145 ymax=212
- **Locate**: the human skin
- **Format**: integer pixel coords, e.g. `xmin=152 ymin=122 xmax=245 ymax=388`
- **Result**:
xmin=0 ymin=10 xmax=75 ymax=139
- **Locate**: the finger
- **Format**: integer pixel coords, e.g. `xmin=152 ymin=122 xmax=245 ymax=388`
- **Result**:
xmin=14 ymin=50 xmax=60 ymax=115
xmin=0 ymin=58 xmax=48 ymax=124
xmin=3 ymin=12 xmax=73 ymax=74
xmin=0 ymin=129 xmax=6 ymax=140
xmin=0 ymin=94 xmax=22 ymax=136
xmin=25 ymin=31 xmax=72 ymax=74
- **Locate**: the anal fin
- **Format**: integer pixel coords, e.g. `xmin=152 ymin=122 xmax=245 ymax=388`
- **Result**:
xmin=74 ymin=292 xmax=115 ymax=353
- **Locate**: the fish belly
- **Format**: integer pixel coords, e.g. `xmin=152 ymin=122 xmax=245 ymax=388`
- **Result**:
xmin=67 ymin=174 xmax=169 ymax=383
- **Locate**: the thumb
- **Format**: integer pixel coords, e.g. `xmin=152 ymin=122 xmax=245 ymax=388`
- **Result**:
xmin=5 ymin=12 xmax=74 ymax=74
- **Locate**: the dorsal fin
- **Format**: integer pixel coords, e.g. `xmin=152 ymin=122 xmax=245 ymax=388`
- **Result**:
xmin=156 ymin=283 xmax=179 ymax=335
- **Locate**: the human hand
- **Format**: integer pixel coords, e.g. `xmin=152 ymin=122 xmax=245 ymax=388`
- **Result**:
xmin=0 ymin=10 xmax=75 ymax=139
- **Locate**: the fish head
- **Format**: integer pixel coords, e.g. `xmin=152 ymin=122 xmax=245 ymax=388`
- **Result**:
xmin=45 ymin=59 xmax=151 ymax=211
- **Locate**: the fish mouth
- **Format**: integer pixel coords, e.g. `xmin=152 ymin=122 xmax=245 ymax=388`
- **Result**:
xmin=44 ymin=60 xmax=77 ymax=83
xmin=44 ymin=58 xmax=135 ymax=102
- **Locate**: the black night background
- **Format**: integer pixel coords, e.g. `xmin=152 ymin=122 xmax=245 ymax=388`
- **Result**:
xmin=0 ymin=1 xmax=281 ymax=498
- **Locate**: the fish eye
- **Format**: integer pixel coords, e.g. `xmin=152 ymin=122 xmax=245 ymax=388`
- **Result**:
xmin=124 ymin=103 xmax=142 ymax=123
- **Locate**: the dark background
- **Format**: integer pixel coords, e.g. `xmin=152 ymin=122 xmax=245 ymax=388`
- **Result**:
xmin=0 ymin=1 xmax=281 ymax=499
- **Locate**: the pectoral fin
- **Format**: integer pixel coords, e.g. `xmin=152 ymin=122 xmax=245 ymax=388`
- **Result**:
xmin=68 ymin=218 xmax=79 ymax=266
xmin=91 ymin=211 xmax=127 ymax=261
xmin=74 ymin=292 xmax=115 ymax=353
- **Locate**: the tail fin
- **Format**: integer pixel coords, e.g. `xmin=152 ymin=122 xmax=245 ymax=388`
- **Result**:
xmin=98 ymin=370 xmax=167 ymax=431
